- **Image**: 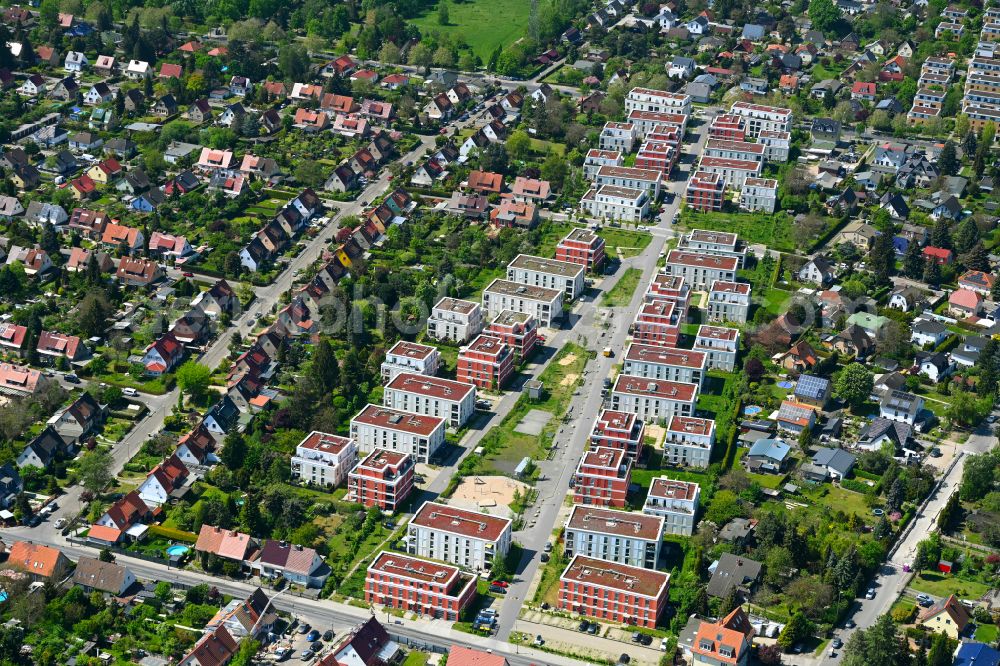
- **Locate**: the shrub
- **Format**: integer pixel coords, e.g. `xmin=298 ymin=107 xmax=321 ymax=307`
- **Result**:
xmin=891 ymin=604 xmax=917 ymax=623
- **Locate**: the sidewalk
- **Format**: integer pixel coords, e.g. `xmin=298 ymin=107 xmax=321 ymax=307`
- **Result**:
xmin=514 ymin=613 xmax=664 ymax=666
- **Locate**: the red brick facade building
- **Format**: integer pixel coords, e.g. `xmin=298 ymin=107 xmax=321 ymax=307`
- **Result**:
xmin=555 ymin=227 xmax=606 ymax=272
xmin=366 ymin=551 xmax=477 ymax=621
xmin=685 ymin=171 xmax=726 ymax=212
xmin=631 ymin=299 xmax=681 ymax=348
xmin=558 ymin=554 xmax=670 ymax=628
xmin=574 ymin=447 xmax=632 ymax=507
xmin=348 ymin=449 xmax=415 ymax=511
xmin=485 ymin=310 xmax=538 ymax=361
xmin=456 ymin=334 xmax=514 ymax=390
xmin=590 ymin=410 xmax=646 ymax=462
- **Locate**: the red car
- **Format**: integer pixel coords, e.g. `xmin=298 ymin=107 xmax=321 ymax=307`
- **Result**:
xmin=537 ymin=334 xmax=547 ymax=343
xmin=182 ymin=272 xmax=194 ymax=277
xmin=492 ymin=580 xmax=509 ymax=588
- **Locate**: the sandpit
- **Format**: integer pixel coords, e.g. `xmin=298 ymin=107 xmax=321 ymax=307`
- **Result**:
xmin=558 ymin=353 xmax=578 ymax=366
xmin=451 ymin=475 xmax=531 ymax=514
xmin=559 ymin=372 xmax=580 ymax=387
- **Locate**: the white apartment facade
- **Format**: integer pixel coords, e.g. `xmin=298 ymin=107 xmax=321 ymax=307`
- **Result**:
xmin=383 ymin=372 xmax=476 ymax=429
xmin=739 ymin=178 xmax=779 ymax=214
xmin=564 ymin=505 xmax=665 ymax=569
xmin=481 ymin=278 xmax=563 ymax=328
xmin=611 ymin=375 xmax=699 ymax=423
xmin=350 ymin=404 xmax=446 ymax=463
xmin=407 ymin=501 xmax=513 ymax=572
xmin=693 ymin=325 xmax=740 ymax=372
xmin=622 ymin=343 xmax=708 ymax=387
xmin=380 ymin=341 xmax=442 ymax=383
xmin=625 ymin=87 xmax=692 ymax=116
xmin=291 ymin=431 xmax=359 ymax=488
xmin=729 ymin=101 xmax=793 ymax=138
xmin=663 ymin=251 xmax=739 ymax=291
xmin=599 ymin=122 xmax=637 ymax=153
xmin=661 ymin=415 xmax=716 ymax=468
xmin=707 ymin=281 xmax=751 ymax=323
xmin=580 ymin=185 xmax=650 ymax=222
xmin=507 ymin=254 xmax=586 ymax=300
xmin=426 ymin=297 xmax=484 ymax=343
xmin=594 ymin=165 xmax=663 ymax=199
xmin=642 ymin=477 xmax=700 ymax=536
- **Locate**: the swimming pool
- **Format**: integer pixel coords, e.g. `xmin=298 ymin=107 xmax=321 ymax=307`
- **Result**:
xmin=165 ymin=545 xmax=189 ymax=557
xmin=744 ymin=405 xmax=763 ymax=415
xmin=777 ymin=380 xmax=794 ymax=389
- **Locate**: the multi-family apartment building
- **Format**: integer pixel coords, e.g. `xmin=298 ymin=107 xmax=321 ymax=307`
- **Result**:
xmin=594 ymin=165 xmax=663 ymax=199
xmin=350 ymin=404 xmax=446 ymax=463
xmin=635 ymin=138 xmax=677 ymax=177
xmin=663 ymin=251 xmax=739 ymax=290
xmin=623 ymin=343 xmax=707 ymax=387
xmin=590 ymin=409 xmax=646 ymax=461
xmin=457 ymin=334 xmax=514 ymax=390
xmin=662 ymin=415 xmax=716 ymax=468
xmin=380 ymin=340 xmax=441 ymax=383
xmin=709 ymin=113 xmax=747 ymax=140
xmin=685 ymin=171 xmax=725 ymax=212
xmin=426 ymin=297 xmax=484 ymax=343
xmin=564 ymin=505 xmax=665 ymax=569
xmin=678 ymin=230 xmax=746 ymax=266
xmin=707 ymin=281 xmax=751 ymax=323
xmin=485 ymin=310 xmax=538 ymax=360
xmin=507 ymin=254 xmax=586 ymax=300
xmin=558 ymin=554 xmax=670 ymax=629
xmin=611 ymin=375 xmax=699 ymax=423
xmin=574 ymin=447 xmax=633 ymax=507
xmin=366 ymin=551 xmax=477 ymax=621
xmin=704 ymin=139 xmax=765 ymax=164
xmin=697 ymin=157 xmax=762 ymax=189
xmin=642 ymin=477 xmax=700 ymax=535
xmin=555 ymin=227 xmax=606 ymax=271
xmin=739 ymin=177 xmax=779 ymax=214
xmin=625 ymin=87 xmax=692 ymax=115
xmin=626 ymin=110 xmax=687 ymax=139
xmin=584 ymin=149 xmax=624 ymax=180
xmin=729 ymin=101 xmax=793 ymax=138
xmin=383 ymin=372 xmax=476 ymax=428
xmin=645 ymin=274 xmax=691 ymax=314
xmin=631 ymin=299 xmax=681 ymax=348
xmin=347 ymin=449 xmax=415 ymax=511
xmin=580 ymin=185 xmax=650 ymax=222
xmin=290 ymin=431 xmax=358 ymax=488
xmin=407 ymin=501 xmax=513 ymax=572
xmin=758 ymin=130 xmax=791 ymax=162
xmin=481 ymin=279 xmax=563 ymax=328
xmin=693 ymin=325 xmax=741 ymax=372
xmin=599 ymin=121 xmax=637 ymax=153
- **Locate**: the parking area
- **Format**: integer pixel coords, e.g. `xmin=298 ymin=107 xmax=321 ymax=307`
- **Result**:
xmin=263 ymin=620 xmax=341 ymax=663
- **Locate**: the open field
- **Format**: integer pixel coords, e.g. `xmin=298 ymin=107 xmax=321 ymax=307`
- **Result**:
xmin=408 ymin=0 xmax=532 ymax=61
xmin=680 ymin=210 xmax=797 ymax=252
xmin=601 ymin=267 xmax=642 ymax=307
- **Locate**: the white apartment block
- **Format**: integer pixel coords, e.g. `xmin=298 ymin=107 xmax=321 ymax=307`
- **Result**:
xmin=704 ymin=139 xmax=765 ymax=164
xmin=678 ymin=230 xmax=746 ymax=267
xmin=481 ymin=278 xmax=563 ymax=328
xmin=383 ymin=372 xmax=476 ymax=429
xmin=663 ymin=250 xmax=739 ymax=291
xmin=380 ymin=341 xmax=442 ymax=383
xmin=729 ymin=101 xmax=793 ymax=138
xmin=564 ymin=505 xmax=665 ymax=569
xmin=350 ymin=404 xmax=446 ymax=463
xmin=584 ymin=149 xmax=623 ymax=181
xmin=758 ymin=130 xmax=791 ymax=162
xmin=707 ymin=281 xmax=751 ymax=323
xmin=611 ymin=375 xmax=699 ymax=423
xmin=580 ymin=185 xmax=650 ymax=222
xmin=291 ymin=431 xmax=359 ymax=488
xmin=642 ymin=477 xmax=700 ymax=535
xmin=507 ymin=254 xmax=586 ymax=300
xmin=697 ymin=157 xmax=762 ymax=189
xmin=625 ymin=87 xmax=692 ymax=116
xmin=622 ymin=343 xmax=707 ymax=387
xmin=595 ymin=165 xmax=663 ymax=200
xmin=427 ymin=297 xmax=484 ymax=344
xmin=693 ymin=325 xmax=740 ymax=372
xmin=661 ymin=415 xmax=716 ymax=469
xmin=739 ymin=178 xmax=779 ymax=214
xmin=626 ymin=110 xmax=687 ymax=139
xmin=599 ymin=122 xmax=637 ymax=153
xmin=407 ymin=501 xmax=513 ymax=572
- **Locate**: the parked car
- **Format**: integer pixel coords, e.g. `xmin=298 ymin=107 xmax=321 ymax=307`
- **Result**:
xmin=322 ymin=630 xmax=335 ymax=641
xmin=540 ymin=552 xmax=550 ymax=562
xmin=865 ymin=587 xmax=876 ymax=599
xmin=297 ymin=623 xmax=311 ymax=634
xmin=578 ymin=620 xmax=589 ymax=632
xmin=54 ymin=518 xmax=67 ymax=529
xmin=305 ymin=630 xmax=320 ymax=642
xmin=832 ymin=637 xmax=843 ymax=649
xmin=534 ymin=635 xmax=544 ymax=646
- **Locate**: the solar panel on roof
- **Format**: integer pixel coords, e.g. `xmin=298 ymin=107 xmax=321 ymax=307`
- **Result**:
xmin=795 ymin=375 xmax=829 ymax=400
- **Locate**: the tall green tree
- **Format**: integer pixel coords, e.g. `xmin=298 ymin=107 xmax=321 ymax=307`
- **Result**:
xmin=310 ymin=339 xmax=340 ymax=394
xmin=922 ymin=258 xmax=941 ymax=287
xmin=954 ymin=217 xmax=980 ymax=254
xmin=808 ymin=0 xmax=841 ymax=33
xmin=903 ymin=239 xmax=924 ymax=278
xmin=938 ymin=141 xmax=958 ymax=175
xmin=842 ymin=614 xmax=910 ymax=666
xmin=835 ymin=363 xmax=874 ymax=410
xmin=869 ymin=232 xmax=895 ymax=285
xmin=931 ymin=217 xmax=952 ymax=249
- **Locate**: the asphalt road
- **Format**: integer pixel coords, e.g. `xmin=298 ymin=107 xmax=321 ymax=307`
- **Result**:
xmin=494 ymin=110 xmax=715 ymax=641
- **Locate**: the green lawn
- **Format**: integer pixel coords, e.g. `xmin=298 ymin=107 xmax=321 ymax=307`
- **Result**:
xmin=402 ymin=651 xmax=431 ymax=666
xmin=909 ymin=571 xmax=992 ymax=599
xmin=803 ymin=484 xmax=874 ymax=519
xmin=408 ymin=0 xmax=532 ymax=61
xmin=601 ymin=267 xmax=643 ymax=307
xmin=598 ymin=228 xmax=652 ymax=259
xmin=976 ymin=624 xmax=1000 ymax=643
xmin=679 ymin=210 xmax=798 ymax=252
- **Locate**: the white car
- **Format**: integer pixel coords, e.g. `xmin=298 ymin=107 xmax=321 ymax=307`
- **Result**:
xmin=54 ymin=518 xmax=67 ymax=529
xmin=865 ymin=587 xmax=876 ymax=599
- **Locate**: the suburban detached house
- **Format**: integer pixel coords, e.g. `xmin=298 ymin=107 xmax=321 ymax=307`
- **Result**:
xmin=137 ymin=454 xmax=189 ymax=506
xmin=6 ymin=542 xmax=71 ymax=581
xmin=142 ymin=331 xmax=184 ymax=375
xmin=254 ymin=540 xmax=329 ymax=588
